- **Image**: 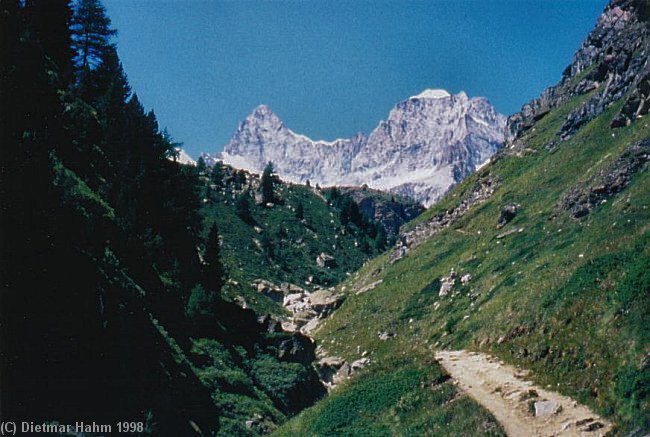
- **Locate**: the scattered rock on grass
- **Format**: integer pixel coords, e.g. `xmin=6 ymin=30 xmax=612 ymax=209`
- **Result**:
xmin=497 ymin=203 xmax=519 ymax=228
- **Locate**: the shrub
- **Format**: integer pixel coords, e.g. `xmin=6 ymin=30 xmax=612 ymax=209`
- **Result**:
xmin=185 ymin=284 xmax=214 ymax=318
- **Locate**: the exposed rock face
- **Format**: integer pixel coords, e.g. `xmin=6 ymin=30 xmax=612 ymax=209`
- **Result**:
xmin=249 ymin=277 xmax=370 ymax=390
xmin=252 ymin=279 xmax=304 ymax=303
xmin=209 ymin=90 xmax=506 ymax=206
xmin=378 ymin=331 xmax=396 ymax=340
xmin=251 ymin=279 xmax=344 ymax=335
xmin=316 ymin=253 xmax=337 ymax=269
xmin=253 ymin=279 xmax=285 ymax=302
xmin=316 ymin=355 xmax=371 ymax=391
xmin=214 ymin=104 xmax=366 ymax=186
xmin=497 ymin=204 xmax=520 ymax=228
xmin=316 ymin=356 xmax=348 ymax=388
xmin=438 ymin=269 xmax=473 ymax=297
xmin=334 ymin=187 xmax=425 ymax=238
xmin=390 ymin=172 xmax=499 ymax=263
xmin=389 ymin=0 xmax=649 ymax=260
xmin=276 ymin=335 xmax=316 ymax=365
xmin=557 ymin=138 xmax=649 ymax=218
xmin=355 ymin=279 xmax=383 ymax=295
xmin=505 ymin=0 xmax=649 ymax=149
xmin=611 ymin=71 xmax=650 ymax=127
xmin=438 ymin=278 xmax=455 ymax=297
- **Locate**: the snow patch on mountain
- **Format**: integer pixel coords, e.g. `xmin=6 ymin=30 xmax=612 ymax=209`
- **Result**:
xmin=409 ymin=89 xmax=451 ymax=99
xmin=170 ymin=148 xmax=196 ymax=166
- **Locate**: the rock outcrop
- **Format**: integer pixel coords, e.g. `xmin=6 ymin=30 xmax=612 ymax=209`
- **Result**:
xmin=334 ymin=186 xmax=425 ymax=238
xmin=505 ymin=0 xmax=649 ymax=149
xmin=315 ymin=354 xmax=371 ymax=391
xmin=390 ymin=172 xmax=499 ymax=263
xmin=556 ymin=138 xmax=649 ymax=218
xmin=251 ymin=279 xmax=345 ymax=335
xmin=497 ymin=204 xmax=520 ymax=228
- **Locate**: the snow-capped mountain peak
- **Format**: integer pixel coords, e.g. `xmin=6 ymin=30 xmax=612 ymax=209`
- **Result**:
xmin=208 ymin=89 xmax=506 ymax=206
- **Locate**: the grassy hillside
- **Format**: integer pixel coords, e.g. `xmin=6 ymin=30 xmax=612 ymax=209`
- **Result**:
xmin=198 ymin=165 xmax=397 ymax=314
xmin=278 ymin=83 xmax=649 ymax=433
xmin=276 ymin=356 xmax=504 ymax=436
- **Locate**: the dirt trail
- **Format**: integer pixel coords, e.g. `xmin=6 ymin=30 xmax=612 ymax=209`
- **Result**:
xmin=435 ymin=350 xmax=613 ymax=437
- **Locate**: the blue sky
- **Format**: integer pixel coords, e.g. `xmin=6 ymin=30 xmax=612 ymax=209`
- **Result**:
xmin=104 ymin=0 xmax=607 ymax=157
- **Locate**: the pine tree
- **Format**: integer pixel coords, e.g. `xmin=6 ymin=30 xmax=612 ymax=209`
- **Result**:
xmin=92 ymin=46 xmax=130 ymax=114
xmin=235 ymin=193 xmax=253 ymax=224
xmin=185 ymin=284 xmax=213 ymax=318
xmin=234 ymin=169 xmax=246 ymax=187
xmin=211 ymin=164 xmax=224 ymax=186
xmin=328 ymin=187 xmax=339 ymax=203
xmin=71 ymin=0 xmax=116 ymax=71
xmin=295 ymin=201 xmax=304 ymax=220
xmin=204 ymin=222 xmax=224 ymax=293
xmin=260 ymin=161 xmax=274 ymax=204
xmin=2 ymin=0 xmax=214 ymax=428
xmin=374 ymin=225 xmax=387 ymax=251
xmin=196 ymin=156 xmax=206 ymax=173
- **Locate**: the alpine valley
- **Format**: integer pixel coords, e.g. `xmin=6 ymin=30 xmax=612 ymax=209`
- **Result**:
xmin=1 ymin=0 xmax=649 ymax=436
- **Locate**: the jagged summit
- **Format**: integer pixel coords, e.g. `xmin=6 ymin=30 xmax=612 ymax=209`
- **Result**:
xmin=252 ymin=103 xmax=273 ymax=114
xmin=207 ymin=90 xmax=506 ymax=206
xmin=241 ymin=104 xmax=283 ymax=130
xmin=409 ymin=89 xmax=452 ymax=100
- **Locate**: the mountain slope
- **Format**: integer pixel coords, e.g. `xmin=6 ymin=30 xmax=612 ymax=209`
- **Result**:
xmin=210 ymin=90 xmax=506 ymax=206
xmin=198 ymin=163 xmax=414 ymax=315
xmin=277 ymin=0 xmax=649 ymax=434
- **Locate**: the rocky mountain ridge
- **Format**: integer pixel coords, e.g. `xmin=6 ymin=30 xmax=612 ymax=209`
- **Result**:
xmin=505 ymin=0 xmax=649 ymax=149
xmin=206 ymin=90 xmax=506 ymax=206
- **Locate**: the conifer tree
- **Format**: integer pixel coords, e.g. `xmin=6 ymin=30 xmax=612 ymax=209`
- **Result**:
xmin=71 ymin=0 xmax=116 ymax=71
xmin=261 ymin=161 xmax=275 ymax=204
xmin=211 ymin=163 xmax=224 ymax=186
xmin=236 ymin=193 xmax=253 ymax=224
xmin=374 ymin=225 xmax=387 ymax=251
xmin=196 ymin=156 xmax=206 ymax=173
xmin=204 ymin=222 xmax=224 ymax=293
xmin=185 ymin=284 xmax=212 ymax=319
xmin=234 ymin=169 xmax=246 ymax=187
xmin=92 ymin=46 xmax=130 ymax=116
xmin=329 ymin=187 xmax=339 ymax=203
xmin=295 ymin=201 xmax=304 ymax=220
